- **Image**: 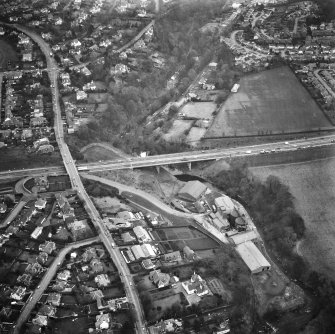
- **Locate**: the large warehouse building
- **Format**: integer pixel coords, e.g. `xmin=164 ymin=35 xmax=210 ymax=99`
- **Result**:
xmin=178 ymin=181 xmax=207 ymax=202
xmin=236 ymin=241 xmax=271 ymax=274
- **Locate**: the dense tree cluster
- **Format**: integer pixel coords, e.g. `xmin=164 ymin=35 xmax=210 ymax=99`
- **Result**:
xmin=210 ymin=163 xmax=335 ymax=333
xmin=71 ymin=0 xmax=234 ymax=154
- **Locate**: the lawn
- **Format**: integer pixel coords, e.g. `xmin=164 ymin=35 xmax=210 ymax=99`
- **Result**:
xmin=250 ymin=156 xmax=335 ymax=280
xmin=180 ymin=102 xmax=217 ymax=119
xmin=150 ymin=292 xmax=183 ymax=321
xmin=163 ymin=120 xmax=193 ymax=142
xmin=187 ymin=127 xmax=207 ymax=146
xmin=205 ymin=66 xmax=333 ymax=138
xmin=82 ymin=146 xmax=123 ymax=162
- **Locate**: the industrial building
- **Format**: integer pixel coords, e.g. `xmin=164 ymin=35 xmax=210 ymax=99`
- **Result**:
xmin=131 ymin=245 xmax=146 ymax=260
xmin=236 ymin=241 xmax=271 ymax=274
xmin=141 ymin=243 xmax=156 ymax=258
xmin=229 ymin=230 xmax=258 ymax=246
xmin=178 ymin=181 xmax=207 ymax=202
xmin=214 ymin=195 xmax=237 ymax=216
xmin=133 ymin=226 xmax=151 ymax=243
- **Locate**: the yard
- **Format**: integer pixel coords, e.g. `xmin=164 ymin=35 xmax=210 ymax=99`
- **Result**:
xmin=163 ymin=120 xmax=193 ymax=142
xmin=150 ymin=292 xmax=184 ymax=321
xmin=180 ymin=102 xmax=217 ymax=119
xmin=250 ymin=156 xmax=335 ymax=280
xmin=205 ymin=66 xmax=333 ymax=138
xmin=187 ymin=127 xmax=207 ymax=146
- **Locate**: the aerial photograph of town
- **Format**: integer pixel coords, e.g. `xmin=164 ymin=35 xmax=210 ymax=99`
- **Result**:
xmin=2 ymin=0 xmax=335 ymax=333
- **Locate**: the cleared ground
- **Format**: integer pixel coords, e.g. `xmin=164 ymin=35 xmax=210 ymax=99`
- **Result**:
xmin=206 ymin=66 xmax=333 ymax=138
xmin=180 ymin=102 xmax=216 ymax=119
xmin=163 ymin=120 xmax=193 ymax=141
xmin=250 ymin=156 xmax=335 ymax=279
xmin=82 ymin=146 xmax=123 ymax=162
xmin=187 ymin=127 xmax=207 ymax=146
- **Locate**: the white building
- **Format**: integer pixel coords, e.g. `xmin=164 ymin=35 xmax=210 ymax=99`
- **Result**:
xmin=133 ymin=226 xmax=151 ymax=243
xmin=131 ymin=245 xmax=146 ymax=259
xmin=236 ymin=241 xmax=271 ymax=274
xmin=141 ymin=243 xmax=156 ymax=258
xmin=31 ymin=226 xmax=43 ymax=239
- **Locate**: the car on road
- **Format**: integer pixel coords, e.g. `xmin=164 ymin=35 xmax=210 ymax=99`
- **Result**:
xmin=331 ymin=139 xmax=335 ymax=143
xmin=246 ymin=150 xmax=252 ymax=154
xmin=37 ymin=285 xmax=40 ymax=288
xmin=285 ymin=142 xmax=289 ymax=145
xmin=260 ymin=150 xmax=265 ymax=154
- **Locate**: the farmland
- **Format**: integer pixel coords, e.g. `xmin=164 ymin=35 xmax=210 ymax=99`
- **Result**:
xmin=205 ymin=66 xmax=333 ymax=138
xmin=152 ymin=227 xmax=220 ymax=252
xmin=250 ymin=157 xmax=335 ymax=280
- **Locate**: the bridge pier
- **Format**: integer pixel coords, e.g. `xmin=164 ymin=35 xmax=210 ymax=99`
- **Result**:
xmin=187 ymin=162 xmax=192 ymax=170
xmin=155 ymin=166 xmax=160 ymax=174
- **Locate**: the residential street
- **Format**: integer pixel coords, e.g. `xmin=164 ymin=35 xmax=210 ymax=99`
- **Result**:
xmin=13 ymin=237 xmax=100 ymax=334
xmin=10 ymin=23 xmax=147 ymax=334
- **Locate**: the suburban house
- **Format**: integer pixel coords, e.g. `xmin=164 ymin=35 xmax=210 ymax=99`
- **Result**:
xmin=182 ymin=273 xmax=209 ymax=297
xmin=149 ymin=269 xmax=170 ymax=288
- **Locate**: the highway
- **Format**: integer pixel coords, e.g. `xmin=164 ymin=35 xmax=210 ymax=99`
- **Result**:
xmin=78 ymin=133 xmax=335 ymax=172
xmin=1 ymin=133 xmax=335 ymax=180
xmin=11 ymin=24 xmax=147 ymax=334
xmin=13 ymin=237 xmax=100 ymax=334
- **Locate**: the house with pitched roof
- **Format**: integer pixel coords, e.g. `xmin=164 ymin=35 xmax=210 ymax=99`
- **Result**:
xmin=46 ymin=293 xmax=61 ymax=306
xmin=182 ymin=273 xmax=209 ymax=297
xmin=39 ymin=241 xmax=56 ymax=254
xmin=149 ymin=270 xmax=170 ymax=289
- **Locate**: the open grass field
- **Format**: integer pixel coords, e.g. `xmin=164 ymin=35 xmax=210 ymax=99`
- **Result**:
xmin=163 ymin=120 xmax=193 ymax=142
xmin=250 ymin=156 xmax=335 ymax=279
xmin=180 ymin=102 xmax=217 ymax=119
xmin=187 ymin=127 xmax=207 ymax=146
xmin=82 ymin=146 xmax=122 ymax=162
xmin=205 ymin=66 xmax=333 ymax=138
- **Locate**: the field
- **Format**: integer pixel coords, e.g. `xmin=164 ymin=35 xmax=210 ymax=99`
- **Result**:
xmin=163 ymin=120 xmax=193 ymax=141
xmin=81 ymin=145 xmax=123 ymax=162
xmin=250 ymin=156 xmax=335 ymax=279
xmin=205 ymin=66 xmax=333 ymax=138
xmin=180 ymin=102 xmax=217 ymax=119
xmin=153 ymin=227 xmax=220 ymax=252
xmin=187 ymin=127 xmax=207 ymax=146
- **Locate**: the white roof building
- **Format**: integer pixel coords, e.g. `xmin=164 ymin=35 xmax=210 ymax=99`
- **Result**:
xmin=31 ymin=226 xmax=43 ymax=239
xmin=229 ymin=230 xmax=258 ymax=246
xmin=236 ymin=241 xmax=271 ymax=274
xmin=131 ymin=245 xmax=146 ymax=259
xmin=214 ymin=195 xmax=236 ymax=216
xmin=133 ymin=226 xmax=151 ymax=243
xmin=141 ymin=243 xmax=156 ymax=258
